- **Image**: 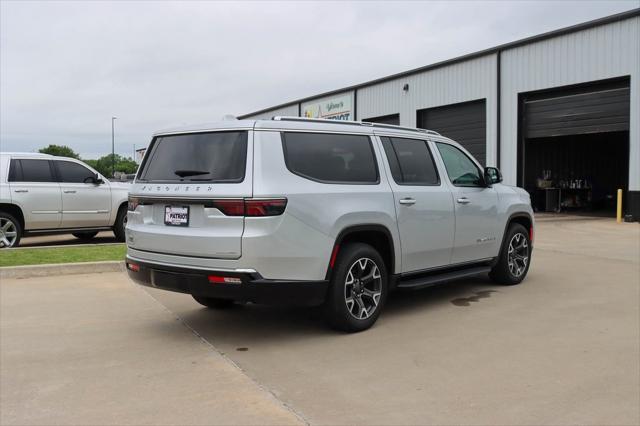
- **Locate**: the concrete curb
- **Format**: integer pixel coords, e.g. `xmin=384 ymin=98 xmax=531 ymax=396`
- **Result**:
xmin=0 ymin=261 xmax=125 ymax=280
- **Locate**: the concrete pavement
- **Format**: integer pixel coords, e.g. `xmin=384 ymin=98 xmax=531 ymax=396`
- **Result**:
xmin=1 ymin=217 xmax=639 ymax=425
xmin=0 ymin=272 xmax=303 ymax=425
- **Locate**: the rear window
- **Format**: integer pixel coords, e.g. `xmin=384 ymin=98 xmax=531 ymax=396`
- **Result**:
xmin=138 ymin=131 xmax=248 ymax=182
xmin=9 ymin=159 xmax=55 ymax=183
xmin=282 ymin=132 xmax=378 ymax=184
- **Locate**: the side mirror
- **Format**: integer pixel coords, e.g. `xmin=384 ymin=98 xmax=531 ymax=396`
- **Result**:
xmin=83 ymin=174 xmax=104 ymax=185
xmin=484 ymin=166 xmax=502 ymax=186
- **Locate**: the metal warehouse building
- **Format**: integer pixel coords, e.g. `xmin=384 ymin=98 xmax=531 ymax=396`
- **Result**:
xmin=239 ymin=9 xmax=640 ymax=220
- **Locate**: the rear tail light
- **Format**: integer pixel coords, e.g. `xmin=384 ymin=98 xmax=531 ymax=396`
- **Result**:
xmin=245 ymin=199 xmax=287 ymax=216
xmin=208 ymin=275 xmax=242 ymax=284
xmin=211 ymin=198 xmax=287 ymax=217
xmin=128 ymin=196 xmax=139 ymax=211
xmin=212 ymin=199 xmax=245 ymax=216
xmin=126 ymin=262 xmax=140 ymax=272
xmin=126 ymin=197 xmax=286 ymax=216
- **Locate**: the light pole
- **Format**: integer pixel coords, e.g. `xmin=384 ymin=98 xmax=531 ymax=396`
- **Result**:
xmin=111 ymin=116 xmax=117 ymax=177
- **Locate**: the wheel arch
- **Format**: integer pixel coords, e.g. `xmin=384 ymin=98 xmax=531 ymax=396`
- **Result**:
xmin=500 ymin=212 xmax=534 ymax=252
xmin=0 ymin=203 xmax=25 ymax=231
xmin=113 ymin=201 xmax=128 ymax=225
xmin=325 ymin=224 xmax=396 ymax=280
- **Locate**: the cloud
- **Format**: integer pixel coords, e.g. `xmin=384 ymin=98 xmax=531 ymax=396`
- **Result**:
xmin=1 ymin=0 xmax=636 ymax=158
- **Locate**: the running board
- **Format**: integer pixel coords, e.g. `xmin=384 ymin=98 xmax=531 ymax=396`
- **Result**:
xmin=396 ymin=266 xmax=492 ymax=290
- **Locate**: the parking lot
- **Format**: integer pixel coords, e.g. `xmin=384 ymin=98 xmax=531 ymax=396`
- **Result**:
xmin=1 ymin=216 xmax=639 ymax=425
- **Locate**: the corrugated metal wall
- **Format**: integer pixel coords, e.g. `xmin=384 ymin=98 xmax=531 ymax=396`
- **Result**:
xmin=357 ymin=54 xmax=498 ymax=165
xmin=239 ymin=14 xmax=639 ymax=190
xmin=500 ymin=16 xmax=640 ymax=188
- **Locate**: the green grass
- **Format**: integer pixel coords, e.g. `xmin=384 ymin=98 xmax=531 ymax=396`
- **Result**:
xmin=0 ymin=244 xmax=126 ymax=267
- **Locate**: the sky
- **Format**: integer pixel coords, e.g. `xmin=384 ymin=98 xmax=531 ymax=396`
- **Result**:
xmin=1 ymin=0 xmax=638 ymax=159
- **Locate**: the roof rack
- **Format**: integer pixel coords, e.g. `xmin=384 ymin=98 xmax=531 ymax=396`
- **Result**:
xmin=271 ymin=116 xmax=440 ymax=136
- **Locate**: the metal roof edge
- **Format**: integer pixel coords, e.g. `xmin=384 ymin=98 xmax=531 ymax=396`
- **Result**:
xmin=237 ymin=8 xmax=640 ymax=119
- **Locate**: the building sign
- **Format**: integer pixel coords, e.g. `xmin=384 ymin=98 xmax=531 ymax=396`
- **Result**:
xmin=302 ymin=94 xmax=352 ymax=121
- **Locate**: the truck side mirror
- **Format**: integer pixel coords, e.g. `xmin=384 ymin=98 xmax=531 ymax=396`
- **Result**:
xmin=84 ymin=174 xmax=104 ymax=185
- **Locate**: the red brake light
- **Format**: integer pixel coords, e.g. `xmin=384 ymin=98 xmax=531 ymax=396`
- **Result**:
xmin=245 ymin=199 xmax=287 ymax=216
xmin=212 ymin=200 xmax=245 ymax=216
xmin=126 ymin=262 xmax=140 ymax=272
xmin=211 ymin=198 xmax=287 ymax=217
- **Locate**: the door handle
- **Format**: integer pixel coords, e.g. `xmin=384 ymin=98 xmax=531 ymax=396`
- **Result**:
xmin=63 ymin=190 xmax=77 ymax=194
xmin=13 ymin=189 xmax=28 ymax=193
xmin=457 ymin=197 xmax=471 ymax=204
xmin=399 ymin=198 xmax=416 ymax=206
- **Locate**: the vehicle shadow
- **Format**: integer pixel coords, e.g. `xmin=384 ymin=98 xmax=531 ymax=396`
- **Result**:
xmin=19 ymin=231 xmax=117 ymax=247
xmin=147 ymin=275 xmax=502 ymax=347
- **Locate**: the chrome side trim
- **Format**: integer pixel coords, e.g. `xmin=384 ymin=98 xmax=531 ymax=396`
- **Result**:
xmin=125 ymin=254 xmax=257 ymax=274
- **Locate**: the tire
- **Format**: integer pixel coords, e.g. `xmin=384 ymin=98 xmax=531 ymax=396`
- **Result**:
xmin=0 ymin=212 xmax=22 ymax=248
xmin=323 ymin=243 xmax=388 ymax=332
xmin=490 ymin=223 xmax=532 ymax=285
xmin=192 ymin=295 xmax=236 ymax=309
xmin=112 ymin=205 xmax=127 ymax=242
xmin=72 ymin=231 xmax=99 ymax=240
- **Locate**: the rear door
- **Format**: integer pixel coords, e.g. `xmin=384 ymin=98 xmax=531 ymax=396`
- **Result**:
xmin=8 ymin=158 xmax=62 ymax=230
xmin=55 ymin=160 xmax=112 ymax=228
xmin=379 ymin=136 xmax=455 ymax=272
xmin=127 ymin=130 xmax=252 ymax=259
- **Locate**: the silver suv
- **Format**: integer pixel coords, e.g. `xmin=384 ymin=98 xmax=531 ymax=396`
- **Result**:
xmin=0 ymin=153 xmax=130 ymax=247
xmin=126 ymin=117 xmax=534 ymax=332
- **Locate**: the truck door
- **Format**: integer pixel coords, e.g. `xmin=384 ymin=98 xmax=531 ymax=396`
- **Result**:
xmin=8 ymin=158 xmax=62 ymax=230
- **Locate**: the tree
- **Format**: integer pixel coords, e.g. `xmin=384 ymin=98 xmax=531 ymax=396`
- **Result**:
xmin=85 ymin=154 xmax=138 ymax=177
xmin=39 ymin=144 xmax=80 ymax=159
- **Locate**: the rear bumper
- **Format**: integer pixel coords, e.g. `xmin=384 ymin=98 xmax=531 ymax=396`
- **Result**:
xmin=125 ymin=256 xmax=328 ymax=306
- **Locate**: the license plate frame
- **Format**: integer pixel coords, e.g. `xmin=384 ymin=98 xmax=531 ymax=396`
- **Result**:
xmin=164 ymin=205 xmax=190 ymax=227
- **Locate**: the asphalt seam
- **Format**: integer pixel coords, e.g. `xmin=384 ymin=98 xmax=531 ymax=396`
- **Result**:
xmin=132 ymin=282 xmax=310 ymax=426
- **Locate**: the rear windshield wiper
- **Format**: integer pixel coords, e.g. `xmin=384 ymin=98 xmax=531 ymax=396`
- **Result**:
xmin=174 ymin=169 xmax=211 ymax=178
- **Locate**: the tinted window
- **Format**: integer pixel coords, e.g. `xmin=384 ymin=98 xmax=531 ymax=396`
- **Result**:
xmin=436 ymin=143 xmax=483 ymax=187
xmin=381 ymin=137 xmax=439 ymax=185
xmin=57 ymin=161 xmax=95 ymax=183
xmin=16 ymin=159 xmax=54 ymax=182
xmin=282 ymin=132 xmax=378 ymax=183
xmin=8 ymin=159 xmax=21 ymax=182
xmin=140 ymin=131 xmax=247 ymax=182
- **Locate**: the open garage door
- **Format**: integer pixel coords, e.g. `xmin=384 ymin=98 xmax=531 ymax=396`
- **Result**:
xmin=417 ymin=100 xmax=486 ymax=166
xmin=520 ymin=77 xmax=630 ymax=215
xmin=524 ymin=80 xmax=630 ymax=138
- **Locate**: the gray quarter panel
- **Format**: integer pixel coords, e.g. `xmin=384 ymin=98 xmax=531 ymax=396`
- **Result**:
xmin=250 ymin=130 xmax=400 ymax=280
